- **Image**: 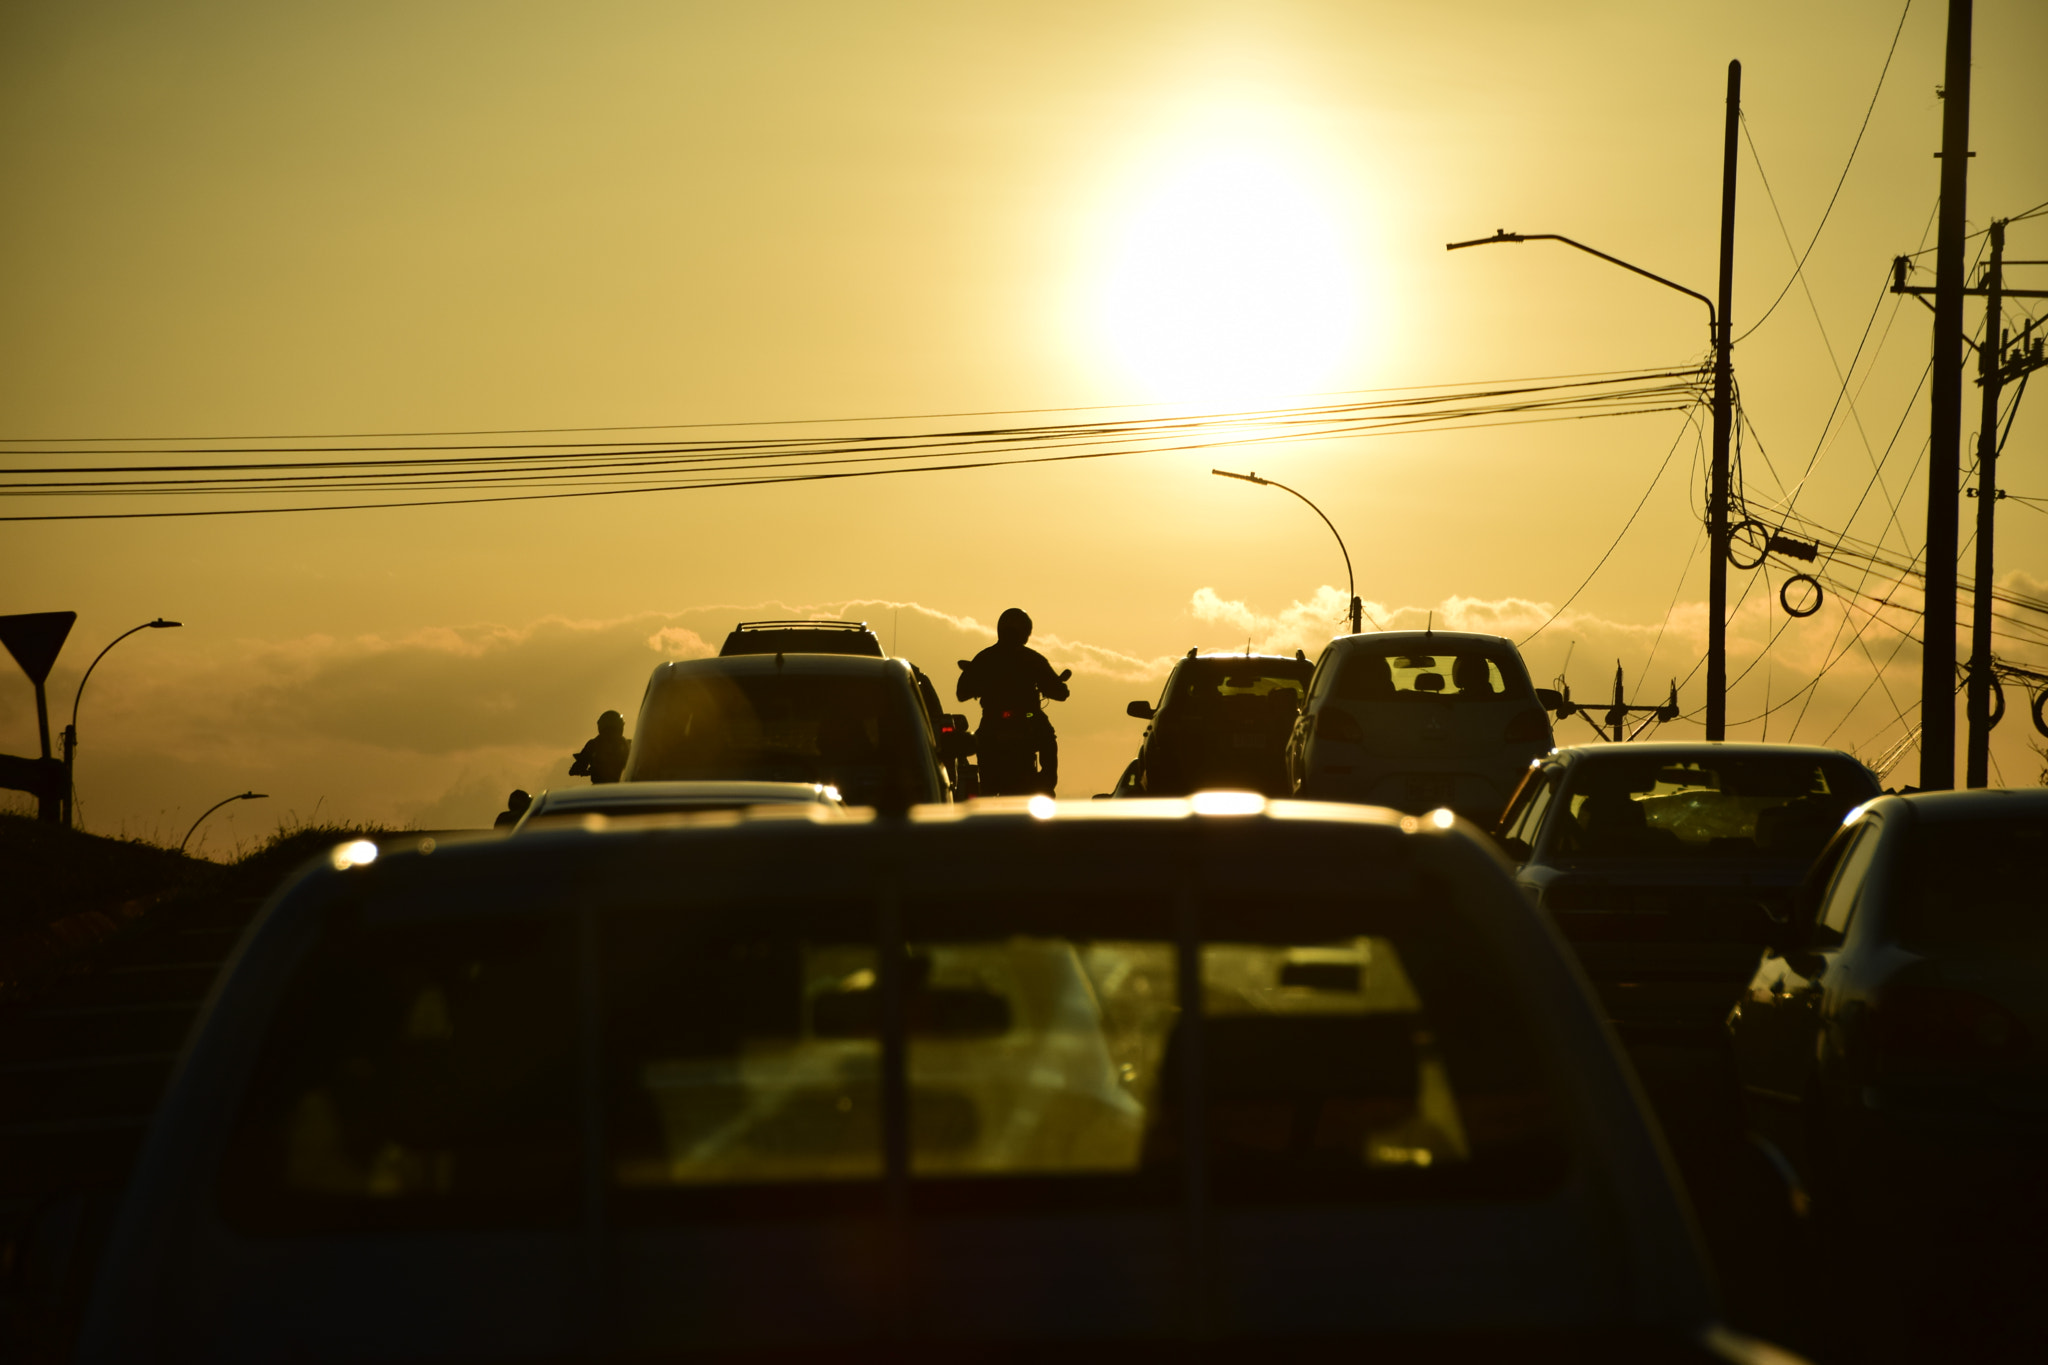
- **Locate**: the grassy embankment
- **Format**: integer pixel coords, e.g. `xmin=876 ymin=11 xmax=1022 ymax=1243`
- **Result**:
xmin=0 ymin=814 xmax=388 ymax=995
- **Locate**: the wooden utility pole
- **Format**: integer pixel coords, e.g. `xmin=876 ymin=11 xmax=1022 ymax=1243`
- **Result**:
xmin=1921 ymin=0 xmax=1973 ymax=790
xmin=1965 ymin=221 xmax=2006 ymax=788
xmin=1706 ymin=60 xmax=1740 ymax=741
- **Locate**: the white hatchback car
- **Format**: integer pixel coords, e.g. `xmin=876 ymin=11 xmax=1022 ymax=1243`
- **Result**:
xmin=1286 ymin=629 xmax=1557 ymax=822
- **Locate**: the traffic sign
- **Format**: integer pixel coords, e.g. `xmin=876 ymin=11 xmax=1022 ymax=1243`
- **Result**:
xmin=0 ymin=611 xmax=76 ymax=685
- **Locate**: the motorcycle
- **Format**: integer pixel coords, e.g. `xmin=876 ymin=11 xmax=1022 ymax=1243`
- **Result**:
xmin=958 ymin=662 xmax=1071 ymax=798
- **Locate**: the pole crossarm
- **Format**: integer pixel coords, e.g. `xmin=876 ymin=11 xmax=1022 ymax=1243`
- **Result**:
xmin=1446 ymin=231 xmax=1717 ymax=332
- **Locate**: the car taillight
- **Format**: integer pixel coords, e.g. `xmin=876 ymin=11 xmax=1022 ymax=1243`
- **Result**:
xmin=1315 ymin=707 xmax=1363 ymax=744
xmin=1867 ymin=986 xmax=2033 ymax=1068
xmin=1503 ymin=709 xmax=1551 ymax=743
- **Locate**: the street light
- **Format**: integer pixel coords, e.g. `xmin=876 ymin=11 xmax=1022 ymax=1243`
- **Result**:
xmin=180 ymin=790 xmax=267 ymax=857
xmin=1448 ymin=222 xmax=1735 ymax=740
xmin=64 ymin=617 xmax=182 ymax=827
xmin=1212 ymin=469 xmax=1375 ymax=635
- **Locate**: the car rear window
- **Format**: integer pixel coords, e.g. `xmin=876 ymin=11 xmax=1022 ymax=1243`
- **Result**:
xmin=1554 ymin=754 xmax=1873 ymax=862
xmin=602 ymin=889 xmax=1564 ymax=1211
xmin=1895 ymin=817 xmax=2048 ymax=957
xmin=217 ymin=877 xmax=1567 ymax=1235
xmin=631 ymin=672 xmax=926 ymax=807
xmin=1173 ymin=665 xmax=1309 ymax=710
xmin=1334 ymin=647 xmax=1518 ymax=701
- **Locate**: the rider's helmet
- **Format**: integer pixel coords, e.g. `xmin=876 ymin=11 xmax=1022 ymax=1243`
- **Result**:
xmin=597 ymin=709 xmax=626 ymax=737
xmin=997 ymin=608 xmax=1032 ymax=645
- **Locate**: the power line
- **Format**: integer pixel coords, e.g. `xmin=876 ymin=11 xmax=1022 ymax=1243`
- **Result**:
xmin=1734 ymin=0 xmax=1913 ymax=344
xmin=1517 ymin=409 xmax=1702 ymax=648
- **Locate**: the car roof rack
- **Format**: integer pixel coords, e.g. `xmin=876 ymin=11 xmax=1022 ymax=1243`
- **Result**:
xmin=719 ymin=620 xmax=885 ymax=658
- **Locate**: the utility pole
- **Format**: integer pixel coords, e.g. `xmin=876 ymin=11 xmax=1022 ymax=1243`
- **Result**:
xmin=1966 ymin=221 xmax=2006 ymax=789
xmin=1707 ymin=59 xmax=1740 ymax=741
xmin=1922 ymin=0 xmax=1974 ymax=791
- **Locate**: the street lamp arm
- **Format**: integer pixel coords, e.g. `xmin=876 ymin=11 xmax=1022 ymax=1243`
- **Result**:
xmin=180 ymin=790 xmax=267 ymax=856
xmin=1446 ymin=230 xmax=1716 ymax=332
xmin=70 ymin=617 xmax=181 ymax=731
xmin=1213 ymin=469 xmax=1377 ymax=630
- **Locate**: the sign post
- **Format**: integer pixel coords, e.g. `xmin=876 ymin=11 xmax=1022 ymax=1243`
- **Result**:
xmin=0 ymin=611 xmax=78 ymax=822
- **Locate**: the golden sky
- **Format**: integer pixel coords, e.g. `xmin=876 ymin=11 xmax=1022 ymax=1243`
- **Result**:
xmin=3 ymin=1 xmax=2046 ymax=847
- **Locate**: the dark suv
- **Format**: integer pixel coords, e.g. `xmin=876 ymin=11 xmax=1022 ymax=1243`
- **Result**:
xmin=1114 ymin=650 xmax=1312 ymax=797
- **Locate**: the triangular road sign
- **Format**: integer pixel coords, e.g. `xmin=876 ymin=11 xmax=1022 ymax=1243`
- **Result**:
xmin=0 ymin=611 xmax=76 ymax=685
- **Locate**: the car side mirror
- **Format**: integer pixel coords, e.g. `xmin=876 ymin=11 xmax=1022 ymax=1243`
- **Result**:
xmin=1127 ymin=700 xmax=1154 ymax=720
xmin=1534 ymin=687 xmax=1564 ymax=713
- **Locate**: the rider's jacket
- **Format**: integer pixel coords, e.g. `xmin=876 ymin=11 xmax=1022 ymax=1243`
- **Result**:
xmin=957 ymin=642 xmax=1070 ymax=719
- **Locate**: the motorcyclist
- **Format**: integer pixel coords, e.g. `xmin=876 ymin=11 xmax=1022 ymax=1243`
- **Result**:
xmin=570 ymin=710 xmax=631 ymax=784
xmin=957 ymin=608 xmax=1069 ymax=793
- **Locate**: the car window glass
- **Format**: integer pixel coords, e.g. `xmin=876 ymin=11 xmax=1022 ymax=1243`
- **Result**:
xmin=1500 ymin=770 xmax=1555 ymax=848
xmin=1817 ymin=822 xmax=1883 ymax=941
xmin=217 ymin=913 xmax=579 ymax=1233
xmin=1553 ymin=755 xmax=1872 ymax=862
xmin=631 ymin=672 xmax=923 ymax=807
xmin=1895 ymin=817 xmax=2048 ymax=957
xmin=1334 ymin=649 xmax=1512 ymax=701
xmin=602 ymin=889 xmax=1563 ymax=1206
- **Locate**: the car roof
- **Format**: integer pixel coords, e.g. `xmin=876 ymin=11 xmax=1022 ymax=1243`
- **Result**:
xmin=1861 ymin=786 xmax=2048 ymax=823
xmin=1182 ymin=651 xmax=1309 ymax=666
xmin=1318 ymin=629 xmax=1517 ymax=652
xmin=646 ymin=652 xmax=910 ymax=681
xmin=1547 ymin=741 xmax=1871 ymax=765
xmin=525 ymin=781 xmax=842 ymax=815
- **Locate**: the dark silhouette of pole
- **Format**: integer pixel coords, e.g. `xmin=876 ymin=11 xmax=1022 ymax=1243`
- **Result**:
xmin=1709 ymin=60 xmax=1741 ymax=743
xmin=1213 ymin=469 xmax=1365 ymax=634
xmin=1965 ymin=219 xmax=2005 ymax=788
xmin=1922 ymin=0 xmax=1973 ymax=791
xmin=63 ymin=617 xmax=182 ymax=827
xmin=179 ymin=790 xmax=267 ymax=856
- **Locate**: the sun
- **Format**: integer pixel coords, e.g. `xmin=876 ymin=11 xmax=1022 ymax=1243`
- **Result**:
xmin=1095 ymin=138 xmax=1363 ymax=406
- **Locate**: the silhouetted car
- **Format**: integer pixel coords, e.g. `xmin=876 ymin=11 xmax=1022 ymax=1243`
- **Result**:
xmin=510 ymin=780 xmax=845 ymax=830
xmin=75 ymin=802 xmax=1799 ymax=1362
xmin=1285 ymin=629 xmax=1556 ymax=821
xmin=1114 ymin=649 xmax=1312 ymax=797
xmin=718 ymin=618 xmax=885 ymax=657
xmin=1729 ymin=787 xmax=2048 ymax=1220
xmin=1498 ymin=742 xmax=1880 ymax=1036
xmin=623 ymin=653 xmax=954 ymax=807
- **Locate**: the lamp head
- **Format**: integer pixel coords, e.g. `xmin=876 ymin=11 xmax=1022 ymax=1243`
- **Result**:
xmin=150 ymin=619 xmax=182 ymax=628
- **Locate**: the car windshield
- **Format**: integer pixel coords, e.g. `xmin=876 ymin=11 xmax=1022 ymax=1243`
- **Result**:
xmin=216 ymin=885 xmax=1566 ymax=1231
xmin=630 ymin=672 xmax=923 ymax=807
xmin=1333 ymin=647 xmax=1515 ymax=701
xmin=1895 ymin=817 xmax=2048 ymax=957
xmin=1553 ymin=754 xmax=1871 ymax=861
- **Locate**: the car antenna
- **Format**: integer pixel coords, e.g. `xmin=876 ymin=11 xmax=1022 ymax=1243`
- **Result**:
xmin=1425 ymin=611 xmax=1433 ymax=639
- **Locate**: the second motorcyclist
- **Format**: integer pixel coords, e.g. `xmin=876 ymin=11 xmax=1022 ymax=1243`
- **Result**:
xmin=957 ymin=607 xmax=1070 ymax=795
